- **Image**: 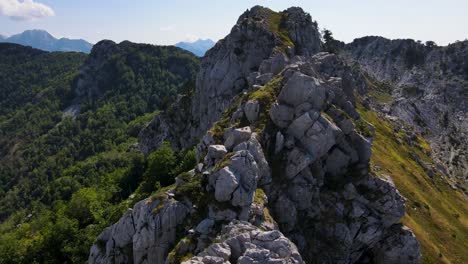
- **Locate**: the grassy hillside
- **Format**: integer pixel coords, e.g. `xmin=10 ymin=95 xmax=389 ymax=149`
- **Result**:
xmin=357 ymin=97 xmax=467 ymax=263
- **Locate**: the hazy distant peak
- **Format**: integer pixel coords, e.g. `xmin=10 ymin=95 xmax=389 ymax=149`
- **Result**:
xmin=0 ymin=29 xmax=93 ymax=53
xmin=175 ymin=38 xmax=215 ymax=56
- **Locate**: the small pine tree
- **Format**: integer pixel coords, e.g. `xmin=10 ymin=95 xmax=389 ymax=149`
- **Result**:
xmin=322 ymin=29 xmax=339 ymax=53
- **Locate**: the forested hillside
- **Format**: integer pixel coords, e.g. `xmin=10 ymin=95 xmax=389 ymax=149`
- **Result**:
xmin=0 ymin=42 xmax=199 ymax=263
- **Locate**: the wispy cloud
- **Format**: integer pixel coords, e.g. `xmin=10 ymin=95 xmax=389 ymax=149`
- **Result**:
xmin=0 ymin=0 xmax=54 ymax=21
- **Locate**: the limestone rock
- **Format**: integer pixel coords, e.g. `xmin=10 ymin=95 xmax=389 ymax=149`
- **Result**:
xmin=345 ymin=36 xmax=468 ymax=189
xmin=196 ymin=218 xmax=215 ymax=235
xmin=206 ymin=145 xmax=228 ymax=164
xmin=372 ymin=224 xmax=421 ymax=264
xmin=89 ymin=197 xmax=190 ymax=264
xmin=278 ymin=72 xmax=326 ymax=109
xmin=244 ymin=100 xmax=260 ymax=124
xmin=209 ymin=150 xmax=259 ymax=208
xmin=224 ymin=127 xmax=252 ymax=150
xmin=270 ymin=102 xmax=295 ymax=128
xmin=185 ymin=221 xmax=303 ymax=263
xmin=214 ymin=167 xmax=239 ymax=202
xmin=233 ymin=136 xmax=271 ymax=186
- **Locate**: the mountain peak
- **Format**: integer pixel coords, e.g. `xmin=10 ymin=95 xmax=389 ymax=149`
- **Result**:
xmin=175 ymin=38 xmax=215 ymax=56
xmin=22 ymin=29 xmax=52 ymax=35
xmin=0 ymin=29 xmax=93 ymax=53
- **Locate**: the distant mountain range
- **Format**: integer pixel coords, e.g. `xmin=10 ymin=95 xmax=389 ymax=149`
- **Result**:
xmin=175 ymin=38 xmax=215 ymax=56
xmin=0 ymin=30 xmax=93 ymax=53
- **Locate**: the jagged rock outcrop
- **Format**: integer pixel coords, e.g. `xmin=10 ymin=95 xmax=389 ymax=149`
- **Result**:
xmin=345 ymin=37 xmax=468 ymax=191
xmin=191 ymin=6 xmax=322 ymax=142
xmin=89 ymin=196 xmax=191 ymax=264
xmin=183 ymin=221 xmax=303 ymax=264
xmin=139 ymin=5 xmax=322 ymax=153
xmin=90 ymin=6 xmax=421 ymax=264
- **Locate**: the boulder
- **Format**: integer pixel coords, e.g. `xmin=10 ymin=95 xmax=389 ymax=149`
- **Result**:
xmin=207 ymin=145 xmax=228 ymax=163
xmin=285 ymin=147 xmax=314 ymax=179
xmin=269 ymin=102 xmax=295 ymax=128
xmin=287 ymin=111 xmax=318 ymax=139
xmin=209 ymin=150 xmax=259 ymax=208
xmin=224 ymin=127 xmax=252 ymax=150
xmin=278 ymin=72 xmax=326 ymax=109
xmin=326 ymin=148 xmax=351 ymax=177
xmin=244 ymin=100 xmax=260 ymax=123
xmin=233 ymin=136 xmax=271 ymax=186
xmin=372 ymin=224 xmax=421 ymax=264
xmin=196 ymin=218 xmax=215 ymax=235
xmin=214 ymin=167 xmax=239 ymax=202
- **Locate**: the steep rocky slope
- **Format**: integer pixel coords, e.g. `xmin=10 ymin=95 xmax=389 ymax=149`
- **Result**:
xmin=345 ymin=37 xmax=467 ymax=191
xmin=139 ymin=6 xmax=321 ymax=152
xmin=89 ymin=7 xmax=422 ymax=264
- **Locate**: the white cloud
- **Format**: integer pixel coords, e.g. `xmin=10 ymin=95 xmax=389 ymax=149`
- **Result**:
xmin=0 ymin=0 xmax=54 ymax=21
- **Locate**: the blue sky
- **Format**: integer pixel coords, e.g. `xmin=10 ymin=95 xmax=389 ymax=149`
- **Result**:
xmin=0 ymin=0 xmax=467 ymax=45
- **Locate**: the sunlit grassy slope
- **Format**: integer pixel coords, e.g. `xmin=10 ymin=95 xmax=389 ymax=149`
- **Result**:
xmin=358 ymin=105 xmax=467 ymax=263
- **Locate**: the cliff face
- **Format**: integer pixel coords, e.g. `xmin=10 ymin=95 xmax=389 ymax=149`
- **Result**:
xmin=90 ymin=6 xmax=421 ymax=264
xmin=345 ymin=37 xmax=468 ymax=191
xmin=138 ymin=6 xmax=322 ymax=153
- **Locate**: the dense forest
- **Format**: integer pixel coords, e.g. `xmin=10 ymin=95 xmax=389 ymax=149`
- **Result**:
xmin=0 ymin=42 xmax=199 ymax=263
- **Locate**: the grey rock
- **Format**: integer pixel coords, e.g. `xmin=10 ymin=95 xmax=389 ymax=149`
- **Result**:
xmin=190 ymin=6 xmax=323 ymax=145
xmin=224 ymin=127 xmax=252 ymax=150
xmin=207 ymin=145 xmax=228 ymax=163
xmin=214 ymin=167 xmax=239 ymax=202
xmin=278 ymin=72 xmax=326 ymax=109
xmin=372 ymin=224 xmax=421 ymax=264
xmin=287 ymin=183 xmax=313 ymax=210
xmin=345 ymin=36 xmax=468 ymax=189
xmin=89 ymin=197 xmax=190 ymax=264
xmin=204 ymin=243 xmax=231 ymax=260
xmin=255 ymin=73 xmax=274 ymax=85
xmin=186 ymin=221 xmax=303 ymax=263
xmin=325 ymin=148 xmax=350 ymax=177
xmin=270 ymin=102 xmax=295 ymax=128
xmin=287 ymin=111 xmax=318 ymax=139
xmin=259 ymin=53 xmax=287 ymax=75
xmin=209 ymin=150 xmax=259 ymax=208
xmin=209 ymin=206 xmax=238 ymax=221
xmin=233 ymin=136 xmax=271 ymax=186
xmin=275 ymin=132 xmax=285 ymax=154
xmin=244 ymin=100 xmax=260 ymax=123
xmin=285 ymin=147 xmax=314 ymax=179
xmin=196 ymin=218 xmax=215 ymax=235
xmin=274 ymin=195 xmax=297 ymax=232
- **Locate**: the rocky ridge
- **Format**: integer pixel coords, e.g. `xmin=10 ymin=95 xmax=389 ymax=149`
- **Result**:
xmin=89 ymin=6 xmax=421 ymax=264
xmin=139 ymin=6 xmax=322 ymax=153
xmin=345 ymin=37 xmax=468 ymax=191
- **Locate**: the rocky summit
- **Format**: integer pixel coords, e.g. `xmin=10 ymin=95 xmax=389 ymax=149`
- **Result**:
xmin=89 ymin=6 xmax=423 ymax=264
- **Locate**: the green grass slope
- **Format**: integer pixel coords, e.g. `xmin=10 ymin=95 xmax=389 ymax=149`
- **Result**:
xmin=358 ymin=98 xmax=467 ymax=263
